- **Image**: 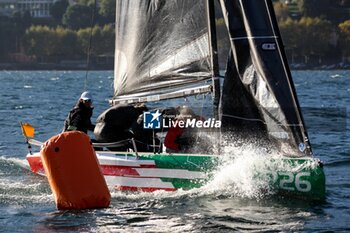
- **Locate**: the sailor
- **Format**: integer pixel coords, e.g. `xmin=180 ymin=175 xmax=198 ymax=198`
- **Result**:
xmin=63 ymin=91 xmax=95 ymax=134
xmin=164 ymin=106 xmax=199 ymax=153
xmin=93 ymin=103 xmax=148 ymax=150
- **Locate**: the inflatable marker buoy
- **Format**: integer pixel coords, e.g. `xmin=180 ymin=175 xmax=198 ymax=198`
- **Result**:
xmin=40 ymin=131 xmax=110 ymax=210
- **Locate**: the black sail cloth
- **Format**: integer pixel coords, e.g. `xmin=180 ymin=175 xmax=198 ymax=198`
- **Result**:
xmin=219 ymin=0 xmax=311 ymax=156
xmin=111 ymin=0 xmax=312 ymax=156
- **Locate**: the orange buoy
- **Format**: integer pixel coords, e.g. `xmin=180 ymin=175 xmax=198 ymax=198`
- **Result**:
xmin=40 ymin=131 xmax=110 ymax=210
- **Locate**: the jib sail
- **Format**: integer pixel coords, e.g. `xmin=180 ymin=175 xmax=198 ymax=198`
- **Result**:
xmin=219 ymin=0 xmax=312 ymax=156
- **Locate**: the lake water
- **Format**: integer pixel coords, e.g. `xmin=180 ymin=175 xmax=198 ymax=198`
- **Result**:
xmin=0 ymin=70 xmax=349 ymax=232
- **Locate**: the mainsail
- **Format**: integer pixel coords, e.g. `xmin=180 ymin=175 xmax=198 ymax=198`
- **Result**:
xmin=113 ymin=0 xmax=213 ymax=104
xmin=219 ymin=0 xmax=312 ymax=156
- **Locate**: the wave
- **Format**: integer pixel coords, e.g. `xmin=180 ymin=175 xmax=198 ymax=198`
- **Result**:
xmin=0 ymin=156 xmax=31 ymax=175
xmin=0 ymin=156 xmax=52 ymax=205
xmin=200 ymin=140 xmax=285 ymax=200
xmin=326 ymin=158 xmax=350 ymax=167
xmin=330 ymin=74 xmax=343 ymax=79
xmin=0 ymin=137 xmax=321 ymax=207
xmin=110 ymin=139 xmax=315 ymax=202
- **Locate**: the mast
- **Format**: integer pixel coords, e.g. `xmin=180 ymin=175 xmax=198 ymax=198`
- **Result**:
xmin=206 ymin=0 xmax=220 ymax=119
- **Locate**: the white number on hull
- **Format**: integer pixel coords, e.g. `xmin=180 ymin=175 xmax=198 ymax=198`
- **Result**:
xmin=279 ymin=172 xmax=295 ymax=191
xmin=278 ymin=172 xmax=312 ymax=192
xmin=295 ymin=172 xmax=312 ymax=192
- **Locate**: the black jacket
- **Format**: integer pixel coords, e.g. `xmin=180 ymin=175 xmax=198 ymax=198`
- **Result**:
xmin=93 ymin=104 xmax=147 ymax=142
xmin=63 ymin=101 xmax=95 ymax=134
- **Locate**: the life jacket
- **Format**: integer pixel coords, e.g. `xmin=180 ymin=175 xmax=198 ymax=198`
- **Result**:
xmin=64 ymin=102 xmax=94 ymax=134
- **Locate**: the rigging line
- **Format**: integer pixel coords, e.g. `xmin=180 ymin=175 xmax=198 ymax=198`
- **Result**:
xmin=222 ymin=113 xmax=266 ymax=124
xmin=84 ymin=0 xmax=97 ymax=91
xmin=200 ymin=93 xmax=205 ymax=118
xmin=221 ymin=114 xmax=303 ymax=127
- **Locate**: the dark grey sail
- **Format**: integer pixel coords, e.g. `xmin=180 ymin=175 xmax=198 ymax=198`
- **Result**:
xmin=112 ymin=0 xmax=212 ymax=104
xmin=219 ymin=0 xmax=312 ymax=156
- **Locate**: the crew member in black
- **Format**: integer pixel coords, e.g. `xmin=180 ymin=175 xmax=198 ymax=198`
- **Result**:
xmin=94 ymin=104 xmax=147 ymax=142
xmin=63 ymin=91 xmax=95 ymax=134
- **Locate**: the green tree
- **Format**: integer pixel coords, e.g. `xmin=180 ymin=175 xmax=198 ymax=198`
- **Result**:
xmin=23 ymin=26 xmax=56 ymax=61
xmin=335 ymin=0 xmax=350 ymax=6
xmin=279 ymin=18 xmax=301 ymax=48
xmin=23 ymin=24 xmax=115 ymax=62
xmin=77 ymin=27 xmax=92 ymax=56
xmin=76 ymin=0 xmax=94 ymax=5
xmin=99 ymin=0 xmax=115 ymax=24
xmin=338 ymin=20 xmax=350 ymax=57
xmin=99 ymin=25 xmax=115 ymax=54
xmin=273 ymin=2 xmax=290 ymax=21
xmin=13 ymin=11 xmax=32 ymax=31
xmin=13 ymin=11 xmax=32 ymax=53
xmin=52 ymin=27 xmax=82 ymax=58
xmin=298 ymin=17 xmax=332 ymax=59
xmin=279 ymin=17 xmax=333 ymax=63
xmin=0 ymin=17 xmax=16 ymax=60
xmin=298 ymin=0 xmax=329 ymax=18
xmin=0 ymin=11 xmax=32 ymax=61
xmin=77 ymin=25 xmax=114 ymax=56
xmin=62 ymin=4 xmax=93 ymax=30
xmin=50 ymin=0 xmax=69 ymax=23
xmin=23 ymin=26 xmax=85 ymax=61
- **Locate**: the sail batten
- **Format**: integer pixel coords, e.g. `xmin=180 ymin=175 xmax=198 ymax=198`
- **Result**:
xmin=110 ymin=83 xmax=212 ymax=105
xmin=230 ymin=36 xmax=278 ymax=41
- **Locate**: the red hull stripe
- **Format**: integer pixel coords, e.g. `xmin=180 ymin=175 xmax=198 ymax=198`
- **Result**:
xmin=101 ymin=165 xmax=140 ymax=176
xmin=116 ymin=186 xmax=177 ymax=192
xmin=26 ymin=156 xmax=44 ymax=173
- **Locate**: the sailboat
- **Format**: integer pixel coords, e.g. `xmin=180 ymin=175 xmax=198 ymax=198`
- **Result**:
xmin=25 ymin=0 xmax=325 ymax=200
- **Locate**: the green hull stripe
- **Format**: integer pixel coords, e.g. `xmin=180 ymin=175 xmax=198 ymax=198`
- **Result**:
xmin=112 ymin=153 xmax=325 ymax=200
xmin=138 ymin=154 xmax=217 ymax=171
xmin=160 ymin=178 xmax=204 ymax=189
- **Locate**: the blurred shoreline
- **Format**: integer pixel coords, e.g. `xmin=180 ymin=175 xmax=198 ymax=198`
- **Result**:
xmin=0 ymin=62 xmax=348 ymax=71
xmin=0 ymin=62 xmax=113 ymax=71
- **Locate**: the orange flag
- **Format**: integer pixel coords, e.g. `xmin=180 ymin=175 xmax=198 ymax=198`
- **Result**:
xmin=21 ymin=122 xmax=35 ymax=138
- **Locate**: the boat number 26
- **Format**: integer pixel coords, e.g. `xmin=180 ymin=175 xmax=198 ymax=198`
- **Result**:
xmin=275 ymin=172 xmax=311 ymax=192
